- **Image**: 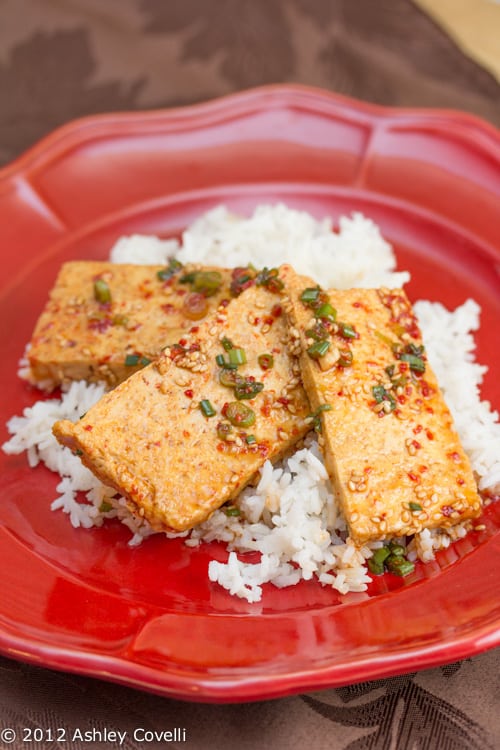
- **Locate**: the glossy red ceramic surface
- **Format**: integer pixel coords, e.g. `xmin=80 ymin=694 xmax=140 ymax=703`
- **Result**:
xmin=0 ymin=86 xmax=499 ymax=702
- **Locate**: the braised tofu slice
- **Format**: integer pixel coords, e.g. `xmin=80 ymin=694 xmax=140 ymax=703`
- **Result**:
xmin=27 ymin=261 xmax=232 ymax=389
xmin=280 ymin=265 xmax=482 ymax=545
xmin=53 ymin=284 xmax=310 ymax=532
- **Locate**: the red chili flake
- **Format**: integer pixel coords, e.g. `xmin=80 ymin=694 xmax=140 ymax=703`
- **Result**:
xmin=221 ymin=402 xmax=229 ymax=417
xmin=216 ymin=443 xmax=226 ymax=453
xmin=364 ymin=466 xmax=373 ymax=474
xmin=440 ymin=505 xmax=454 ymax=517
xmin=337 ymin=389 xmax=344 ymax=397
xmin=189 ymin=326 xmax=200 ymax=333
xmin=219 ymin=298 xmax=230 ymax=307
xmin=397 ymin=395 xmax=406 ymax=404
xmin=413 ymin=424 xmax=423 ymax=434
xmin=263 ymin=315 xmax=274 ymax=326
xmin=420 ymin=381 xmax=434 ymax=397
xmin=448 ymin=451 xmax=461 ymax=463
xmin=407 ymin=471 xmax=419 ymax=482
xmin=271 ymin=304 xmax=282 ymax=318
xmin=189 ymin=342 xmax=201 ymax=352
xmin=352 ymin=301 xmax=362 ymax=308
xmin=426 ymin=429 xmax=434 ymax=440
xmin=412 ymin=440 xmax=422 ymax=450
xmin=405 ymin=385 xmax=413 ymax=396
xmin=182 ymin=430 xmax=190 ymax=438
xmin=258 ymin=443 xmax=270 ymax=458
xmin=184 ymin=389 xmax=194 ymax=398
xmin=253 ymin=317 xmax=261 ymax=326
xmin=84 ymin=425 xmax=93 ymax=432
xmin=179 ymin=338 xmax=187 ymax=347
xmin=176 ymin=288 xmax=187 ymax=296
xmin=161 ymin=303 xmax=175 ymax=314
xmin=418 ymin=465 xmax=428 ymax=473
xmin=457 ymin=478 xmax=465 ymax=486
xmin=425 ymin=407 xmax=434 ymax=414
xmin=399 ymin=362 xmax=409 ymax=373
xmin=277 ymin=397 xmax=290 ymax=406
xmin=260 ymin=403 xmax=271 ymax=417
xmin=272 ymin=347 xmax=281 ymax=354
xmin=88 ymin=317 xmax=113 ymax=333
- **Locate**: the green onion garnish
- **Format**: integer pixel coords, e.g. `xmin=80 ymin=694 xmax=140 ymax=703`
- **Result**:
xmin=224 ymin=506 xmax=241 ymax=517
xmin=199 ymin=399 xmax=216 ymax=418
xmin=192 ymin=270 xmax=223 ymax=297
xmin=125 ymin=354 xmax=140 ymax=366
xmin=399 ymin=353 xmax=426 ymax=373
xmin=221 ymin=336 xmax=234 ymax=351
xmin=307 ymin=340 xmax=330 ymax=359
xmin=300 ymin=287 xmax=321 ymax=304
xmin=99 ymin=500 xmax=113 ymax=513
xmin=338 ymin=349 xmax=353 ymax=367
xmin=409 ymin=502 xmax=422 ymax=512
xmin=245 ymin=434 xmax=257 ymax=445
xmin=315 ymin=303 xmax=337 ymax=323
xmin=157 ymin=258 xmax=183 ymax=281
xmin=386 ymin=556 xmax=415 ymax=577
xmin=225 ymin=402 xmax=256 ymax=428
xmin=258 ymin=353 xmax=274 ymax=370
xmin=339 ymin=322 xmax=357 ymax=339
xmin=94 ymin=279 xmax=111 ymax=304
xmin=234 ymin=380 xmax=264 ymax=400
xmin=228 ymin=347 xmax=247 ymax=366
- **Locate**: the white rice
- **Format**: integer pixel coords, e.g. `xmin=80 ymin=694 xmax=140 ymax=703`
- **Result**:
xmin=3 ymin=204 xmax=499 ymax=602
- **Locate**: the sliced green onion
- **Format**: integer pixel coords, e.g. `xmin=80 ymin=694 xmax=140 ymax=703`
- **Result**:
xmin=315 ymin=303 xmax=337 ymax=323
xmin=221 ymin=336 xmax=234 ymax=351
xmin=112 ymin=314 xmax=129 ymax=327
xmin=199 ymin=399 xmax=216 ymax=418
xmin=307 ymin=404 xmax=332 ymax=432
xmin=228 ymin=347 xmax=247 ymax=366
xmin=219 ymin=369 xmax=243 ymax=388
xmin=94 ymin=279 xmax=111 ymax=304
xmin=307 ymin=340 xmax=330 ymax=359
xmin=399 ymin=353 xmax=426 ymax=373
xmin=216 ymin=421 xmax=232 ymax=440
xmin=125 ymin=354 xmax=140 ymax=366
xmin=367 ymin=546 xmax=391 ymax=574
xmin=339 ymin=322 xmax=357 ymax=339
xmin=255 ymin=267 xmax=284 ymax=292
xmin=258 ymin=353 xmax=274 ymax=370
xmin=157 ymin=258 xmax=183 ymax=280
xmin=225 ymin=402 xmax=256 ymax=428
xmin=224 ymin=506 xmax=241 ymax=517
xmin=409 ymin=502 xmax=422 ymax=512
xmin=234 ymin=380 xmax=264 ymax=400
xmin=245 ymin=434 xmax=257 ymax=445
xmin=386 ymin=556 xmax=415 ymax=577
xmin=179 ymin=271 xmax=197 ymax=284
xmin=372 ymin=385 xmax=387 ymax=403
xmin=388 ymin=543 xmax=406 ymax=557
xmin=99 ymin=500 xmax=113 ymax=513
xmin=338 ymin=349 xmax=353 ymax=367
xmin=300 ymin=287 xmax=321 ymax=304
xmin=193 ymin=270 xmax=223 ymax=297
xmin=215 ymin=354 xmax=226 ymax=367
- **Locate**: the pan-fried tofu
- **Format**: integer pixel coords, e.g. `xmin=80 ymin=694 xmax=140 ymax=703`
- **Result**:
xmin=27 ymin=261 xmax=232 ymax=389
xmin=281 ymin=265 xmax=482 ymax=545
xmin=53 ymin=283 xmax=311 ymax=532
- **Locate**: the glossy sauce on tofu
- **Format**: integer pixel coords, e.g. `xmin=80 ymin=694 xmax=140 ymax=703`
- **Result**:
xmin=53 ymin=283 xmax=311 ymax=532
xmin=281 ymin=264 xmax=482 ymax=545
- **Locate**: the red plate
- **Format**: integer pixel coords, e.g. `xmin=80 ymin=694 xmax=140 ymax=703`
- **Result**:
xmin=0 ymin=85 xmax=499 ymax=702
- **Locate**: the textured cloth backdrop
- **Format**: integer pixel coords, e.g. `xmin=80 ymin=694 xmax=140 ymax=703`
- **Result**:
xmin=0 ymin=1 xmax=499 ymax=749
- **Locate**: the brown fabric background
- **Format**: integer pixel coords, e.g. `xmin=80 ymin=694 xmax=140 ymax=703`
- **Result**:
xmin=0 ymin=1 xmax=499 ymax=748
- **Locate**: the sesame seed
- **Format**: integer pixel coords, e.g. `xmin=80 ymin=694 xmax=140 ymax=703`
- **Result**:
xmin=348 ymin=480 xmax=356 ymax=492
